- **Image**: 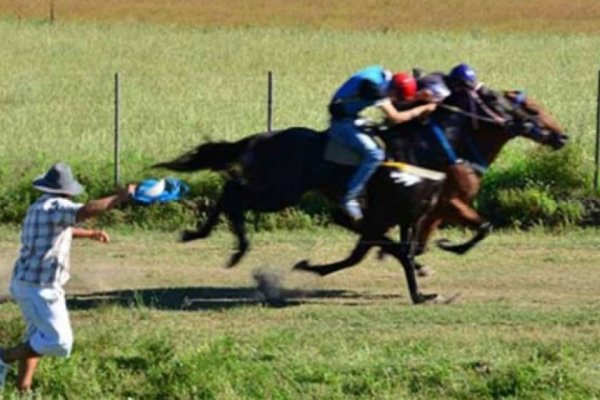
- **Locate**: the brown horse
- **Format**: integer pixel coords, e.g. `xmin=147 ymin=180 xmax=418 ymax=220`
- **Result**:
xmin=413 ymin=90 xmax=568 ymax=270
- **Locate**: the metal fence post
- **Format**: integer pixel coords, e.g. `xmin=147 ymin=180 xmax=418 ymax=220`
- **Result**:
xmin=595 ymin=70 xmax=600 ymax=191
xmin=114 ymin=72 xmax=121 ymax=187
xmin=267 ymin=71 xmax=273 ymax=133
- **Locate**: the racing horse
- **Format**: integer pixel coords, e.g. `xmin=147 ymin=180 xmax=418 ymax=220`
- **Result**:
xmin=292 ymin=90 xmax=568 ymax=280
xmin=154 ymin=126 xmax=448 ymax=304
xmin=407 ymin=90 xmax=568 ymax=271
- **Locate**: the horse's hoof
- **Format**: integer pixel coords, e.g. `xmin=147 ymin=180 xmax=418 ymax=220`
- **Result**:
xmin=293 ymin=260 xmax=323 ymax=276
xmin=415 ymin=293 xmax=461 ymax=305
xmin=226 ymin=252 xmax=245 ymax=268
xmin=293 ymin=260 xmax=311 ymax=271
xmin=413 ymin=292 xmax=439 ymax=304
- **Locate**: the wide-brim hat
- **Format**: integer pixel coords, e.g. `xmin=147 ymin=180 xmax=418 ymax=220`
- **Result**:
xmin=32 ymin=162 xmax=85 ymax=196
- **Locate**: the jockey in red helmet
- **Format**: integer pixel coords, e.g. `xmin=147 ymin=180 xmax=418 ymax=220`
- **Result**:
xmin=389 ymin=72 xmax=418 ymax=102
xmin=328 ymin=66 xmax=437 ymax=221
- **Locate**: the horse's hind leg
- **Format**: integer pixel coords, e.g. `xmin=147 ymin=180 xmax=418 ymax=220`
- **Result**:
xmin=294 ymin=236 xmax=374 ymax=276
xmin=223 ymin=202 xmax=249 ymax=268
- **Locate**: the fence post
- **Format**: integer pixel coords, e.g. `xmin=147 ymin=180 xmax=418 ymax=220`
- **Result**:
xmin=114 ymin=72 xmax=121 ymax=187
xmin=267 ymin=71 xmax=273 ymax=133
xmin=595 ymin=70 xmax=600 ymax=191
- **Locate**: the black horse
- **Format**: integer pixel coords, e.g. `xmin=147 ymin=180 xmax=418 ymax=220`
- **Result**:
xmin=155 ymin=124 xmax=450 ymax=304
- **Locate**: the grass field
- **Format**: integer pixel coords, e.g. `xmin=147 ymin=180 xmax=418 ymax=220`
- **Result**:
xmin=1 ymin=227 xmax=600 ymax=398
xmin=0 ymin=18 xmax=597 ymax=178
xmin=1 ymin=4 xmax=600 ymax=397
xmin=0 ymin=2 xmax=599 ymax=227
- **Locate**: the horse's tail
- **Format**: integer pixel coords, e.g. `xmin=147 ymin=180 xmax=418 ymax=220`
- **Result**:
xmin=153 ymin=134 xmax=260 ymax=172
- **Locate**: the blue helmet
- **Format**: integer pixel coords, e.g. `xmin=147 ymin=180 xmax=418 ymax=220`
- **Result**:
xmin=449 ymin=63 xmax=477 ymax=88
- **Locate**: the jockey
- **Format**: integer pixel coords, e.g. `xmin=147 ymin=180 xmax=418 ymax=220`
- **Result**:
xmin=328 ymin=65 xmax=437 ymax=221
xmin=410 ymin=64 xmax=512 ymax=173
xmin=447 ymin=63 xmax=509 ymax=125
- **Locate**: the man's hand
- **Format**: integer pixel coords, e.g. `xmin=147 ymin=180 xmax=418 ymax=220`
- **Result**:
xmin=117 ymin=183 xmax=137 ymax=202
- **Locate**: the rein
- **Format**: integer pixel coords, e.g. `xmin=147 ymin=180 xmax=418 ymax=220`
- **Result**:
xmin=437 ymin=101 xmax=507 ymax=175
xmin=439 ymin=104 xmax=504 ymax=126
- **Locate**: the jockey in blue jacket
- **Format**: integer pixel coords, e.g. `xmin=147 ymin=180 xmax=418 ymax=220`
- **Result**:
xmin=329 ymin=65 xmax=437 ymax=221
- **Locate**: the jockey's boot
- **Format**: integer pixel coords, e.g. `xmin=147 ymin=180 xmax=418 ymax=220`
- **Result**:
xmin=342 ymin=198 xmax=363 ymax=221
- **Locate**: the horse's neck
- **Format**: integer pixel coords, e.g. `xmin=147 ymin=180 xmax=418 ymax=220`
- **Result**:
xmin=467 ymin=126 xmax=512 ymax=165
xmin=443 ymin=94 xmax=512 ymax=167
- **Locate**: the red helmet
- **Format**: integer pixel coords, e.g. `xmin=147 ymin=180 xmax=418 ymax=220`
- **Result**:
xmin=390 ymin=72 xmax=417 ymax=101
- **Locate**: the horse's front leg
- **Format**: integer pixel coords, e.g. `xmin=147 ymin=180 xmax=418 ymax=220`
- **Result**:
xmin=220 ymin=180 xmax=250 ymax=268
xmin=393 ymin=224 xmax=438 ymax=304
xmin=435 ymin=197 xmax=491 ymax=255
xmin=377 ymin=212 xmax=439 ymax=277
xmin=181 ymin=190 xmax=226 ymax=243
xmin=183 ymin=179 xmax=250 ymax=268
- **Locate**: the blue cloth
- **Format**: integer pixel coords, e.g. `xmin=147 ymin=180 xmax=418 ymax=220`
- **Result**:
xmin=330 ymin=119 xmax=385 ymax=200
xmin=330 ymin=65 xmax=390 ymax=118
xmin=133 ymin=177 xmax=190 ymax=205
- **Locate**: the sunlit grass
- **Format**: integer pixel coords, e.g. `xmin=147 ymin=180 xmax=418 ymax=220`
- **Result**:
xmin=0 ymin=19 xmax=597 ymax=178
xmin=1 ymin=227 xmax=600 ymax=397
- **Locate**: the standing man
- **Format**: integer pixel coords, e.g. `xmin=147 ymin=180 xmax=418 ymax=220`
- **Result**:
xmin=328 ymin=65 xmax=437 ymax=221
xmin=0 ymin=163 xmax=135 ymax=393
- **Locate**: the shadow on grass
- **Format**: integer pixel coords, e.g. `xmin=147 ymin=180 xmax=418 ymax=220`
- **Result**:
xmin=66 ymin=286 xmax=394 ymax=311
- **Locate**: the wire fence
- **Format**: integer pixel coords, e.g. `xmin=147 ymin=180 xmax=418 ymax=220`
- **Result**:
xmin=2 ymin=68 xmax=598 ymax=191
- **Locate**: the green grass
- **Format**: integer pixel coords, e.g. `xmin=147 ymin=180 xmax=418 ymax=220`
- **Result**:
xmin=1 ymin=18 xmax=598 ymax=226
xmin=0 ymin=19 xmax=597 ymax=171
xmin=1 ymin=227 xmax=600 ymax=398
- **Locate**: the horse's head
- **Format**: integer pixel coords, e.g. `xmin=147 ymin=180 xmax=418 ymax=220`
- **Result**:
xmin=503 ymin=91 xmax=569 ymax=150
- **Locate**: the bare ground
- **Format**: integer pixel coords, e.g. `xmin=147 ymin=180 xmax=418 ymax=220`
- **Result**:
xmin=1 ymin=228 xmax=600 ymax=310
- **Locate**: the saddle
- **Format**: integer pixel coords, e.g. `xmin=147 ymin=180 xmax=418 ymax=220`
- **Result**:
xmin=322 ymin=120 xmax=384 ymax=166
xmin=322 ymin=127 xmax=445 ymax=182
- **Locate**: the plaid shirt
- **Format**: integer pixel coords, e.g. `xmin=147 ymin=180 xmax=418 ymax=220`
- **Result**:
xmin=12 ymin=195 xmax=83 ymax=287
